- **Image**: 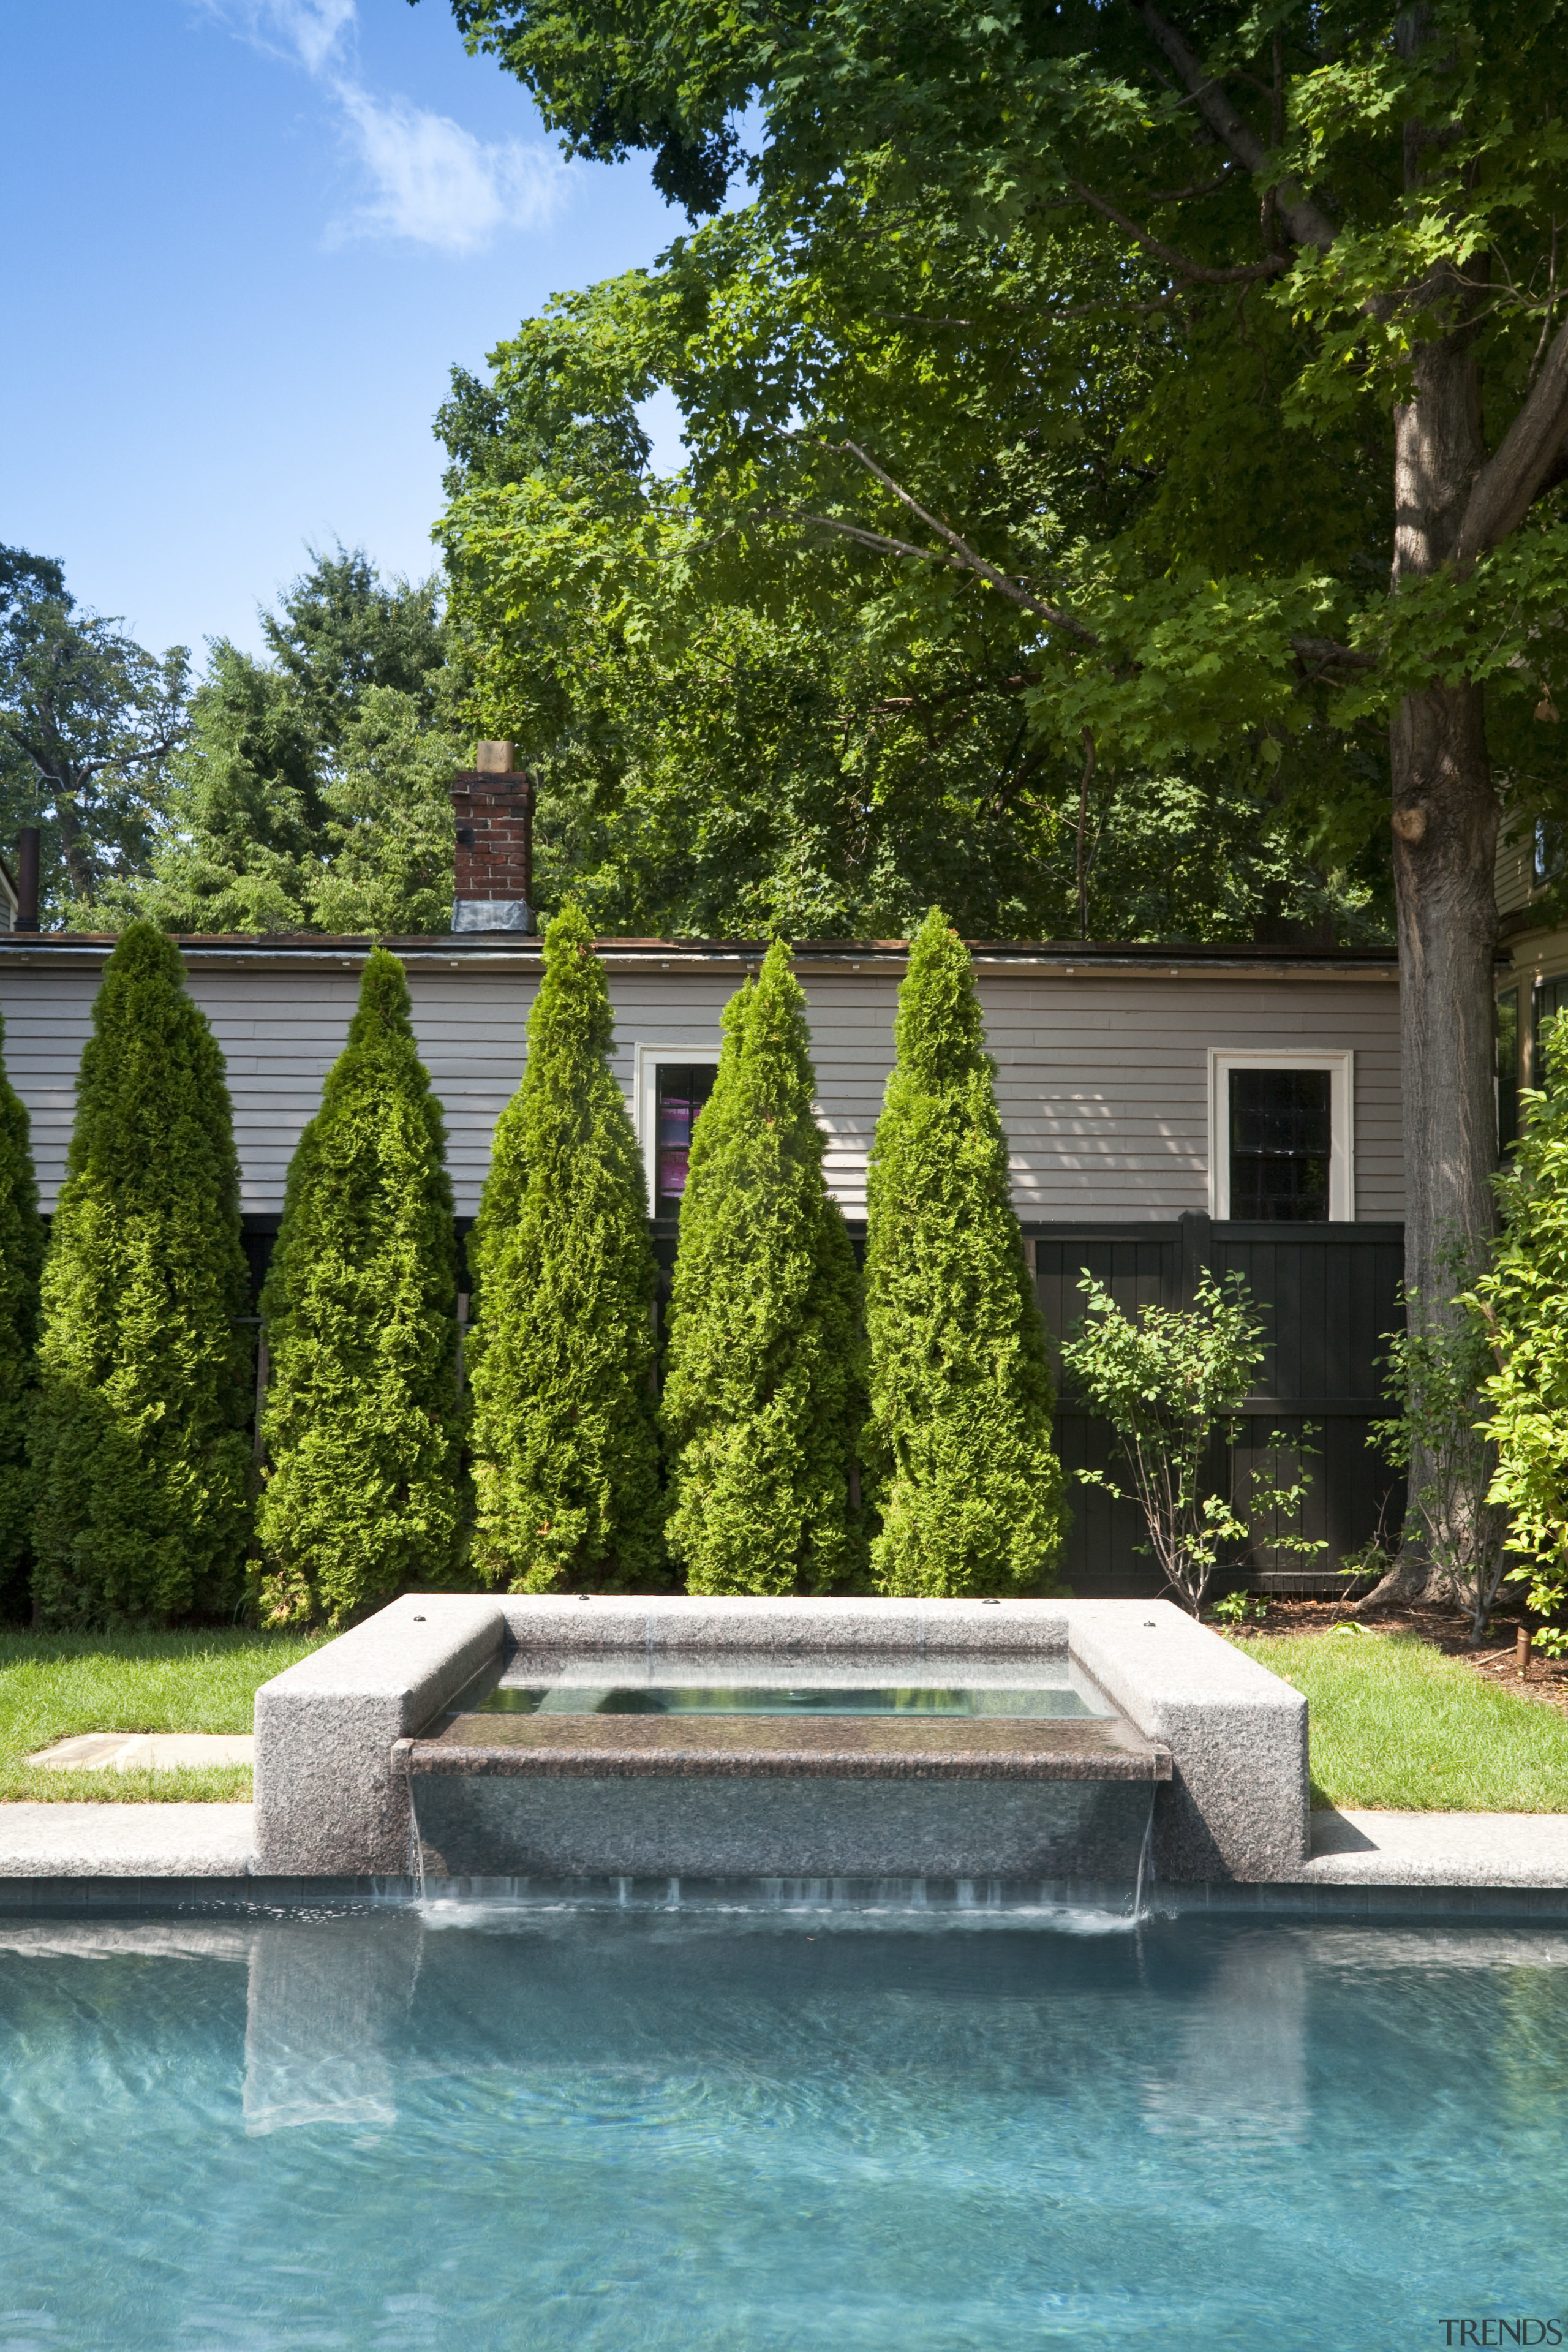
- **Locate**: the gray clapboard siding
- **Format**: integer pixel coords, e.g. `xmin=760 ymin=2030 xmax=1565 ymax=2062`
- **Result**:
xmin=1496 ymin=815 xmax=1537 ymax=922
xmin=0 ymin=945 xmax=1403 ymax=1221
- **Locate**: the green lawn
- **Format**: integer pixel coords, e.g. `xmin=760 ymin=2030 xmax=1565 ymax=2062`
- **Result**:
xmin=1230 ymin=1627 xmax=1568 ymax=1812
xmin=0 ymin=1632 xmax=323 ymax=1803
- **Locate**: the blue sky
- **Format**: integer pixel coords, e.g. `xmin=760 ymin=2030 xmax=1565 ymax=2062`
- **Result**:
xmin=4 ymin=1 xmax=685 ymax=660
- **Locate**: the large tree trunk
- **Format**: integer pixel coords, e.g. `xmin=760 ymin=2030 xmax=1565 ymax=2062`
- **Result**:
xmin=1359 ymin=321 xmax=1501 ymax=1613
xmin=1392 ymin=677 xmax=1499 ymax=1302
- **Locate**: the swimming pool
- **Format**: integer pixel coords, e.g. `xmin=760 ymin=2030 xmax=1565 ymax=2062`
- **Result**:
xmin=1 ymin=1901 xmax=1563 ymax=2348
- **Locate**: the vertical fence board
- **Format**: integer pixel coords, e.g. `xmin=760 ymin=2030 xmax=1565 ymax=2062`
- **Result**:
xmin=1028 ymin=1218 xmax=1405 ymax=1599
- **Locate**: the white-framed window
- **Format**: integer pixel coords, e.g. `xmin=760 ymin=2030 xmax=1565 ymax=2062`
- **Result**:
xmin=1207 ymin=1050 xmax=1354 ymax=1223
xmin=634 ymin=1042 xmax=722 ymax=1213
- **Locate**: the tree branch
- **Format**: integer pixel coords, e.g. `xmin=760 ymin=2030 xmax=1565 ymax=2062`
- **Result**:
xmin=1454 ymin=312 xmax=1568 ymax=562
xmin=1076 ymin=728 xmax=1095 ymax=938
xmin=777 ymin=434 xmax=1384 ymax=688
xmin=1290 ymin=636 xmax=1379 ymax=674
xmin=782 ymin=433 xmax=1105 ymax=643
xmin=1067 ymin=181 xmax=1288 ymax=282
xmin=783 ymin=507 xmax=1096 ymax=636
xmin=1144 ymin=167 xmax=1242 ymax=204
xmin=1128 ymin=0 xmax=1338 ymax=254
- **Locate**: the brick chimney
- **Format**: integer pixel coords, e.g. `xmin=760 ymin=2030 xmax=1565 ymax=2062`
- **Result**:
xmin=450 ymin=741 xmax=534 ymax=933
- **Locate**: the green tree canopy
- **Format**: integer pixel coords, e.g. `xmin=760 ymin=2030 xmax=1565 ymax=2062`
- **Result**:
xmin=0 ymin=545 xmax=187 ymax=920
xmin=466 ymin=902 xmax=665 ymax=1591
xmin=864 ymin=910 xmax=1066 ymax=1596
xmin=435 ymin=282 xmax=1390 ymax=947
xmin=437 ymin=0 xmax=1568 ymax=1324
xmin=95 ymin=548 xmax=464 ymax=938
xmin=30 ymin=923 xmax=253 ymax=1627
xmin=0 ymin=1010 xmax=43 ymax=1619
xmin=257 ymin=947 xmax=464 ymax=1627
xmin=662 ymin=938 xmax=866 ymax=1594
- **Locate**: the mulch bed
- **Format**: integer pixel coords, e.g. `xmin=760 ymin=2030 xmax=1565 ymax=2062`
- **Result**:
xmin=1229 ymin=1597 xmax=1568 ymax=1718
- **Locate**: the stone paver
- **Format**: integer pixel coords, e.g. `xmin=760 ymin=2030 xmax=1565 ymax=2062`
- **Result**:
xmin=26 ymin=1733 xmax=254 ymax=1772
xmin=1297 ymin=1807 xmax=1568 ymax=1887
xmin=0 ymin=1803 xmax=256 ymax=1875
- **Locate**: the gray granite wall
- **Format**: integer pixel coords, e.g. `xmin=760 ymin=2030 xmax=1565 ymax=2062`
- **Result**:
xmin=252 ymin=1594 xmax=1307 ymax=1883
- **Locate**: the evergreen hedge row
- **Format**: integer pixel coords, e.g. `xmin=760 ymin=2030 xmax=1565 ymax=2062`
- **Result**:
xmin=662 ymin=937 xmax=866 ymax=1594
xmin=30 ymin=924 xmax=254 ymax=1628
xmin=255 ymin=948 xmax=464 ymax=1626
xmin=0 ymin=1011 xmax=43 ymax=1618
xmin=4 ymin=908 xmax=1067 ymax=1621
xmin=864 ymin=910 xmax=1068 ymax=1596
xmin=467 ymin=903 xmax=665 ymax=1592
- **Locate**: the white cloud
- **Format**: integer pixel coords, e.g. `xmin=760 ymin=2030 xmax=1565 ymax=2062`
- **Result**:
xmin=208 ymin=0 xmax=356 ymax=76
xmin=333 ymin=85 xmax=571 ymax=253
xmin=266 ymin=0 xmax=355 ymax=74
xmin=206 ymin=0 xmax=570 ymax=253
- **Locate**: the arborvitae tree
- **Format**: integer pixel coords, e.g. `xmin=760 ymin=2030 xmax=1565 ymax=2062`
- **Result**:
xmin=467 ymin=903 xmax=664 ymax=1590
xmin=256 ymin=948 xmax=462 ymax=1626
xmin=0 ymin=1011 xmax=42 ymax=1618
xmin=31 ymin=923 xmax=253 ymax=1627
xmin=864 ymin=908 xmax=1067 ymax=1596
xmin=662 ymin=938 xmax=866 ymax=1594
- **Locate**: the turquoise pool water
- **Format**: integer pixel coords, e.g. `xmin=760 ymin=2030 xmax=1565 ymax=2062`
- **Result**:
xmin=1 ymin=1902 xmax=1565 ymax=2348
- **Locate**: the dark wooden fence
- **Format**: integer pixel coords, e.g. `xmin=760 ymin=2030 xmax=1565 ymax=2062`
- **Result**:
xmin=1031 ymin=1215 xmax=1406 ymax=1598
xmin=241 ymin=1208 xmax=1406 ymax=1602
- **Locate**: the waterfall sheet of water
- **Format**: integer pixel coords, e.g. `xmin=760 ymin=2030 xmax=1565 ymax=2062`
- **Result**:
xmin=403 ymin=1764 xmax=1164 ymax=1929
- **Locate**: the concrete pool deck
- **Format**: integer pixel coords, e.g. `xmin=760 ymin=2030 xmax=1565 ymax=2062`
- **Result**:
xmin=1 ymin=1801 xmax=1567 ymax=1896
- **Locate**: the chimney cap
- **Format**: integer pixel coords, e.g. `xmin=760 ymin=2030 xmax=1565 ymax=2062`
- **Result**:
xmin=475 ymin=739 xmax=516 ymax=774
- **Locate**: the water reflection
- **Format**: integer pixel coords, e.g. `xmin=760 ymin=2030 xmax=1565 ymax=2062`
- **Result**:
xmin=243 ymin=1919 xmax=419 ymax=2135
xmin=1141 ymin=1929 xmax=1309 ymax=2143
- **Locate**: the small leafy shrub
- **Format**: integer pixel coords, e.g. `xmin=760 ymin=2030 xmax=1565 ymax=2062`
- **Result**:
xmin=30 ymin=924 xmax=254 ymax=1627
xmin=1372 ymin=1240 xmax=1504 ymax=1641
xmin=662 ymin=937 xmax=865 ymax=1595
xmin=1063 ymin=1268 xmax=1319 ymax=1615
xmin=255 ymin=948 xmax=464 ymax=1627
xmin=1474 ymin=1012 xmax=1568 ymax=1651
xmin=467 ymin=904 xmax=665 ymax=1591
xmin=863 ymin=908 xmax=1066 ymax=1597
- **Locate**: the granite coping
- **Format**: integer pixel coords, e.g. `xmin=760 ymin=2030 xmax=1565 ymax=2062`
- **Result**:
xmin=1298 ymin=1807 xmax=1568 ymax=1887
xmin=0 ymin=1804 xmax=257 ymax=1877
xmin=404 ymin=1712 xmax=1172 ymax=1781
xmin=496 ymin=1596 xmax=1073 ymax=1655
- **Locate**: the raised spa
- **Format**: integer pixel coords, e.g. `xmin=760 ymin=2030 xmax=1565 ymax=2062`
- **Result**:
xmin=254 ymin=1595 xmax=1310 ymax=1887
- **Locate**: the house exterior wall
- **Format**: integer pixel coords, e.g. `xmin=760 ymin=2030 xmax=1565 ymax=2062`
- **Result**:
xmin=0 ymin=937 xmax=1403 ymax=1222
xmin=1496 ymin=811 xmax=1539 ymax=924
xmin=1493 ymin=815 xmax=1568 ymax=1095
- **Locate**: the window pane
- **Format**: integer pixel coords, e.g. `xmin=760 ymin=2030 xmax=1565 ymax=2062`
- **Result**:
xmin=654 ymin=1064 xmax=715 ymax=1202
xmin=1229 ymin=1068 xmax=1331 ymax=1222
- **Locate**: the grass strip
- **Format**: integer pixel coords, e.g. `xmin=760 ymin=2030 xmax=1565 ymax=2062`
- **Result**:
xmin=1230 ymin=1628 xmax=1568 ymax=1812
xmin=0 ymin=1630 xmax=323 ymax=1803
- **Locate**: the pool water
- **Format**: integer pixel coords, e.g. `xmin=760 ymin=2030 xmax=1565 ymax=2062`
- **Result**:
xmin=453 ymin=1649 xmax=1114 ymax=1722
xmin=468 ymin=1683 xmax=1101 ymax=1717
xmin=1 ymin=1903 xmax=1565 ymax=2349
